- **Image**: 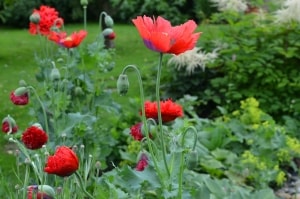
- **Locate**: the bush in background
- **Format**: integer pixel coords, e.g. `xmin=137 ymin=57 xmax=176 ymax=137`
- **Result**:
xmin=158 ymin=8 xmax=300 ymax=122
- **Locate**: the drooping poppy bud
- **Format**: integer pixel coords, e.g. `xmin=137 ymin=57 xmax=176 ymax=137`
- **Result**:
xmin=104 ymin=15 xmax=114 ymax=28
xmin=50 ymin=67 xmax=61 ymax=81
xmin=74 ymin=86 xmax=84 ymax=96
xmin=2 ymin=115 xmax=18 ymax=134
xmin=185 ymin=150 xmax=198 ymax=170
xmin=117 ymin=74 xmax=129 ymax=96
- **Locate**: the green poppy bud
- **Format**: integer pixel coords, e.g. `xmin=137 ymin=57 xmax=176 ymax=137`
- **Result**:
xmin=117 ymin=74 xmax=129 ymax=96
xmin=185 ymin=150 xmax=198 ymax=170
xmin=19 ymin=80 xmax=27 ymax=87
xmin=29 ymin=13 xmax=40 ymax=24
xmin=74 ymin=86 xmax=84 ymax=96
xmin=80 ymin=0 xmax=88 ymax=6
xmin=50 ymin=68 xmax=61 ymax=81
xmin=104 ymin=15 xmax=114 ymax=28
xmin=14 ymin=87 xmax=28 ymax=96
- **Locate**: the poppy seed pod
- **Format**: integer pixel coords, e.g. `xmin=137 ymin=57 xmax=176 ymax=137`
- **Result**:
xmin=104 ymin=15 xmax=114 ymax=27
xmin=14 ymin=86 xmax=28 ymax=96
xmin=185 ymin=150 xmax=198 ymax=170
xmin=29 ymin=13 xmax=40 ymax=24
xmin=50 ymin=68 xmax=61 ymax=81
xmin=117 ymin=74 xmax=129 ymax=96
xmin=80 ymin=0 xmax=88 ymax=6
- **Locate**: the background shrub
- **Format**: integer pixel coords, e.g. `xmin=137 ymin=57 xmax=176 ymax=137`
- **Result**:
xmin=158 ymin=12 xmax=300 ymax=122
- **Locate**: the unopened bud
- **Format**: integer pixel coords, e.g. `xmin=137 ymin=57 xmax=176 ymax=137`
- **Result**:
xmin=19 ymin=80 xmax=27 ymax=87
xmin=104 ymin=15 xmax=114 ymax=27
xmin=29 ymin=12 xmax=40 ymax=24
xmin=50 ymin=68 xmax=61 ymax=81
xmin=74 ymin=86 xmax=84 ymax=96
xmin=117 ymin=74 xmax=129 ymax=96
xmin=185 ymin=150 xmax=198 ymax=170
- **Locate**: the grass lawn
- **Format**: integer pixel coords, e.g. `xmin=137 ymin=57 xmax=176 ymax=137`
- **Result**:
xmin=0 ymin=22 xmax=219 ymax=179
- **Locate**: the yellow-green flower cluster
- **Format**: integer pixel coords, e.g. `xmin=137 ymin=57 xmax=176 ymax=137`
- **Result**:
xmin=276 ymin=148 xmax=291 ymax=163
xmin=241 ymin=150 xmax=267 ymax=170
xmin=274 ymin=165 xmax=286 ymax=186
xmin=127 ymin=140 xmax=141 ymax=153
xmin=240 ymin=97 xmax=262 ymax=125
xmin=286 ymin=136 xmax=300 ymax=155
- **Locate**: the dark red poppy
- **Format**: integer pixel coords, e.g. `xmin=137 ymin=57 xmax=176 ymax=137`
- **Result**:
xmin=132 ymin=15 xmax=201 ymax=55
xmin=48 ymin=30 xmax=87 ymax=48
xmin=135 ymin=153 xmax=148 ymax=171
xmin=2 ymin=121 xmax=18 ymax=134
xmin=44 ymin=146 xmax=79 ymax=177
xmin=130 ymin=123 xmax=152 ymax=141
xmin=29 ymin=5 xmax=63 ymax=36
xmin=21 ymin=126 xmax=48 ymax=150
xmin=10 ymin=91 xmax=29 ymax=105
xmin=107 ymin=32 xmax=116 ymax=40
xmin=144 ymin=99 xmax=183 ymax=123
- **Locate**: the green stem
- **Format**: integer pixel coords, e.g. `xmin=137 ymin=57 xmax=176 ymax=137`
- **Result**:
xmin=178 ymin=126 xmax=198 ymax=199
xmin=74 ymin=171 xmax=95 ymax=199
xmin=98 ymin=11 xmax=107 ymax=30
xmin=28 ymin=86 xmax=49 ymax=135
xmin=83 ymin=6 xmax=87 ymax=30
xmin=156 ymin=53 xmax=170 ymax=177
xmin=121 ymin=65 xmax=164 ymax=184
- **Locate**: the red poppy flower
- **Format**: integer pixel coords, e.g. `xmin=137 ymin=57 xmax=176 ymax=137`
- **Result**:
xmin=48 ymin=30 xmax=87 ymax=48
xmin=130 ymin=123 xmax=152 ymax=141
xmin=21 ymin=126 xmax=48 ymax=150
xmin=135 ymin=153 xmax=148 ymax=171
xmin=106 ymin=32 xmax=116 ymax=40
xmin=10 ymin=91 xmax=29 ymax=105
xmin=2 ymin=121 xmax=18 ymax=134
xmin=29 ymin=5 xmax=63 ymax=36
xmin=132 ymin=15 xmax=201 ymax=55
xmin=27 ymin=185 xmax=55 ymax=199
xmin=144 ymin=99 xmax=183 ymax=123
xmin=44 ymin=146 xmax=79 ymax=177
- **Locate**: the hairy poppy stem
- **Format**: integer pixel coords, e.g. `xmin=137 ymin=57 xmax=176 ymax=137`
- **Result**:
xmin=156 ymin=53 xmax=171 ymax=177
xmin=121 ymin=65 xmax=164 ymax=183
xmin=74 ymin=171 xmax=95 ymax=199
xmin=178 ymin=126 xmax=198 ymax=199
xmin=28 ymin=86 xmax=49 ymax=135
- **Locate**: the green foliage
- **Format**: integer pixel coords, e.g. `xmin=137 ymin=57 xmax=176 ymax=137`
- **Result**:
xmin=110 ymin=0 xmax=217 ymax=24
xmin=161 ymin=10 xmax=300 ymax=121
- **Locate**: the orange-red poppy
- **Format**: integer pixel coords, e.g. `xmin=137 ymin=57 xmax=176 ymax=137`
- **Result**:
xmin=132 ymin=16 xmax=201 ymax=55
xmin=48 ymin=30 xmax=87 ymax=48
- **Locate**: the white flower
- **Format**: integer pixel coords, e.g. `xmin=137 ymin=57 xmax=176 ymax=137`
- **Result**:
xmin=274 ymin=0 xmax=300 ymax=24
xmin=168 ymin=47 xmax=219 ymax=75
xmin=210 ymin=0 xmax=248 ymax=13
